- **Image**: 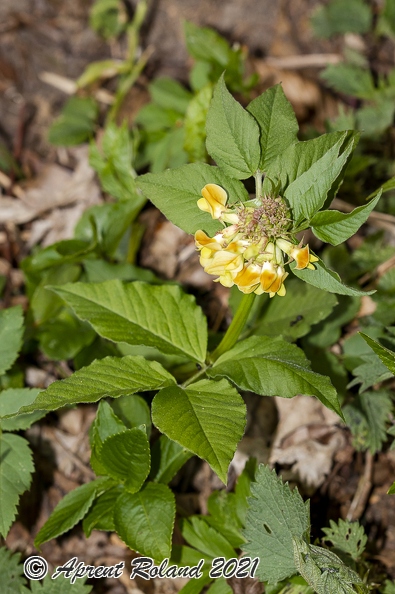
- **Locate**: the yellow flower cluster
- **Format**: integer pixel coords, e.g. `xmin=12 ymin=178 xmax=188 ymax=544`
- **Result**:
xmin=195 ymin=184 xmax=318 ymax=297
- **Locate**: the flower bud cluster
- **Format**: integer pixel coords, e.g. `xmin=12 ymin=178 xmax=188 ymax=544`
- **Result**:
xmin=195 ymin=184 xmax=318 ymax=297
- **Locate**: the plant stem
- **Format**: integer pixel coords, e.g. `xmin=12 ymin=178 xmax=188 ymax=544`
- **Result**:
xmin=209 ymin=292 xmax=256 ymax=363
xmin=255 ymin=170 xmax=263 ymax=199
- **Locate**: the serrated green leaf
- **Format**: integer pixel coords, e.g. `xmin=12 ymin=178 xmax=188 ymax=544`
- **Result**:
xmin=34 ymin=477 xmax=112 ymax=547
xmin=181 ymin=516 xmax=236 ymax=559
xmin=291 ymin=259 xmax=375 ymax=296
xmin=82 ymin=485 xmax=122 ymax=537
xmin=51 ymin=280 xmax=207 ymax=362
xmin=322 ymin=519 xmax=367 ymax=561
xmin=256 ymin=278 xmax=337 ymax=341
xmin=0 ymin=548 xmax=29 ymax=594
xmin=293 ymin=538 xmax=368 ymax=594
xmin=345 ymin=391 xmax=393 ymax=453
xmin=284 ymin=133 xmax=353 ymax=223
xmin=0 ymin=388 xmax=44 ymax=431
xmin=206 ymin=74 xmax=261 ymax=179
xmin=347 ymin=356 xmax=392 ymax=393
xmin=100 ymin=428 xmax=150 ymax=492
xmin=114 ymin=482 xmax=175 ymax=561
xmin=10 ymin=356 xmax=175 ymax=416
xmin=311 ymin=191 xmax=382 ymax=245
xmin=89 ymin=122 xmax=138 ymax=202
xmin=152 ymin=378 xmax=246 ymax=483
xmin=0 ymin=306 xmax=24 ymax=376
xmin=321 ymin=63 xmax=375 ymax=100
xmin=247 ymin=85 xmax=299 ymax=170
xmin=184 ymin=84 xmax=212 ymax=162
xmin=136 ymin=162 xmax=249 ymax=235
xmin=0 ymin=434 xmax=34 ymax=538
xmin=209 ymin=336 xmax=343 ymax=418
xmin=242 ymin=465 xmax=310 ymax=583
xmin=359 ymin=333 xmax=395 ymax=375
xmin=150 ymin=435 xmax=193 ymax=484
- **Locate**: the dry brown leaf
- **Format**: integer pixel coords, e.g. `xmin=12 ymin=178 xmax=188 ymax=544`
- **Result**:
xmin=270 ymin=395 xmax=346 ymax=488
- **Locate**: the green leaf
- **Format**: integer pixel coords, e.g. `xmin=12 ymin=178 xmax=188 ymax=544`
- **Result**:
xmin=88 ymin=122 xmax=139 ymax=201
xmin=383 ymin=580 xmax=395 ymax=594
xmin=0 ymin=548 xmax=28 ymax=594
xmin=34 ymin=477 xmax=112 ymax=547
xmin=344 ymin=391 xmax=393 ymax=453
xmin=149 ymin=77 xmax=192 ymax=113
xmin=242 ymin=465 xmax=310 ymax=583
xmin=90 ymin=400 xmax=126 ymax=476
xmin=114 ymin=482 xmax=175 ymax=561
xmin=51 ymin=280 xmax=208 ymax=363
xmin=110 ymin=394 xmax=151 ymax=435
xmin=31 ymin=574 xmax=92 ymax=593
xmin=82 ymin=259 xmax=160 ymax=284
xmin=0 ymin=306 xmax=24 ymax=376
xmin=38 ymin=310 xmax=96 ymax=361
xmin=150 ymin=435 xmax=193 ymax=484
xmin=82 ymin=485 xmax=121 ymax=536
xmin=322 ymin=519 xmax=367 ymax=561
xmin=0 ymin=388 xmax=43 ymax=431
xmin=265 ymin=131 xmax=356 ymax=196
xmin=255 ymin=278 xmax=337 ymax=341
xmin=22 ymin=239 xmax=95 ymax=274
xmin=321 ymin=63 xmax=375 ymax=100
xmin=311 ymin=0 xmax=372 ymax=38
xmin=100 ymin=428 xmax=150 ymax=492
xmin=136 ymin=162 xmax=249 ymax=235
xmin=0 ymin=434 xmax=34 ymax=538
xmin=0 ymin=388 xmax=41 ymax=419
xmin=206 ymin=75 xmax=261 ymax=179
xmin=89 ymin=0 xmax=124 ymax=39
xmin=291 ymin=259 xmax=375 ymax=296
xmin=247 ymin=85 xmax=298 ymax=170
xmin=181 ymin=516 xmax=236 ymax=559
xmin=11 ymin=356 xmax=175 ymax=416
xmin=30 ymin=263 xmax=81 ymax=325
xmin=293 ymin=538 xmax=368 ymax=594
xmin=359 ymin=333 xmax=395 ymax=375
xmin=184 ymin=21 xmax=231 ymax=66
xmin=347 ymin=356 xmax=392 ymax=393
xmin=206 ymin=579 xmax=232 ymax=594
xmin=388 ymin=482 xmax=395 ymax=495
xmin=77 ymin=58 xmax=126 ymax=88
xmin=74 ymin=200 xmax=144 ymax=258
xmin=209 ymin=336 xmax=343 ymax=418
xmin=284 ymin=133 xmax=354 ymax=223
xmin=152 ymin=378 xmax=246 ymax=483
xmin=311 ymin=191 xmax=382 ymax=245
xmin=184 ymin=84 xmax=212 ymax=162
xmin=48 ymin=97 xmax=98 ymax=146
xmin=205 ymin=490 xmax=244 ymax=548
xmin=146 ymin=127 xmax=189 ymax=173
